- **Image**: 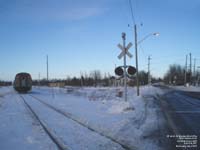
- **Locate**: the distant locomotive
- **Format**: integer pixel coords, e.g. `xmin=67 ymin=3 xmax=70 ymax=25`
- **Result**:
xmin=14 ymin=72 xmax=32 ymax=93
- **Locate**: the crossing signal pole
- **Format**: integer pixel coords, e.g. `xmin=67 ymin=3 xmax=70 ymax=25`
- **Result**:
xmin=122 ymin=33 xmax=128 ymax=101
xmin=117 ymin=33 xmax=133 ymax=101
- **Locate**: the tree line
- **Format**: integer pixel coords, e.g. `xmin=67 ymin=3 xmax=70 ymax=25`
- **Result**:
xmin=33 ymin=70 xmax=161 ymax=87
xmin=33 ymin=70 xmax=111 ymax=87
xmin=163 ymin=64 xmax=200 ymax=85
xmin=0 ymin=81 xmax=12 ymax=86
xmin=0 ymin=69 xmax=162 ymax=87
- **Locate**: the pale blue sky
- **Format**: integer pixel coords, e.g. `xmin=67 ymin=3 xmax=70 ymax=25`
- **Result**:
xmin=0 ymin=0 xmax=200 ymax=80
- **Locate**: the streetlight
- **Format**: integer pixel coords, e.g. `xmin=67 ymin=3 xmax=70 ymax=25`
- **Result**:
xmin=137 ymin=32 xmax=159 ymax=45
xmin=134 ymin=24 xmax=159 ymax=96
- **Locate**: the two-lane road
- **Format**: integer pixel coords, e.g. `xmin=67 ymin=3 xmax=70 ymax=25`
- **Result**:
xmin=162 ymin=90 xmax=200 ymax=135
xmin=156 ymin=85 xmax=200 ymax=149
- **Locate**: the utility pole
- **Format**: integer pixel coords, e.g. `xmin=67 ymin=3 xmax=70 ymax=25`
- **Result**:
xmin=114 ymin=64 xmax=117 ymax=87
xmin=197 ymin=66 xmax=200 ymax=86
xmin=184 ymin=55 xmax=188 ymax=86
xmin=193 ymin=58 xmax=196 ymax=85
xmin=189 ymin=53 xmax=192 ymax=85
xmin=122 ymin=32 xmax=128 ymax=101
xmin=148 ymin=55 xmax=151 ymax=85
xmin=193 ymin=58 xmax=196 ymax=76
xmin=134 ymin=24 xmax=139 ymax=96
xmin=46 ymin=55 xmax=49 ymax=82
xmin=38 ymin=72 xmax=40 ymax=86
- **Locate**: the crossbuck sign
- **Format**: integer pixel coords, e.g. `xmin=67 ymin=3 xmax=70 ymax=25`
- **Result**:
xmin=117 ymin=42 xmax=133 ymax=59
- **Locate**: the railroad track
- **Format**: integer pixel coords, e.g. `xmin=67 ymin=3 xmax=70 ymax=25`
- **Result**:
xmin=20 ymin=94 xmax=137 ymax=150
xmin=20 ymin=95 xmax=68 ymax=150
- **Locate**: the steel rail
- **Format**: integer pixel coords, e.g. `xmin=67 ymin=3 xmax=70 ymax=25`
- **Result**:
xmin=20 ymin=95 xmax=68 ymax=150
xmin=29 ymin=94 xmax=137 ymax=150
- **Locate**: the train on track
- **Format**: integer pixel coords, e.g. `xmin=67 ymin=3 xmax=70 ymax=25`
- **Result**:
xmin=14 ymin=72 xmax=32 ymax=93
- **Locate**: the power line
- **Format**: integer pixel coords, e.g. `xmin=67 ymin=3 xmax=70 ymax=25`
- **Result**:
xmin=138 ymin=45 xmax=148 ymax=58
xmin=128 ymin=0 xmax=136 ymax=25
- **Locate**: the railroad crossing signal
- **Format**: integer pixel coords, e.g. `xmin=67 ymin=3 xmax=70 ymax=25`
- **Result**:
xmin=115 ymin=32 xmax=133 ymax=102
xmin=118 ymin=42 xmax=133 ymax=59
xmin=127 ymin=66 xmax=136 ymax=75
xmin=115 ymin=66 xmax=124 ymax=76
xmin=115 ymin=66 xmax=136 ymax=77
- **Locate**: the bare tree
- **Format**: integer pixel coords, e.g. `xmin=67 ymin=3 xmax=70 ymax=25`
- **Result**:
xmin=164 ymin=64 xmax=185 ymax=85
xmin=90 ymin=70 xmax=102 ymax=87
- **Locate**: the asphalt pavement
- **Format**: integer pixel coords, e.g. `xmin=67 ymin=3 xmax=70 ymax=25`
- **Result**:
xmin=156 ymin=85 xmax=200 ymax=149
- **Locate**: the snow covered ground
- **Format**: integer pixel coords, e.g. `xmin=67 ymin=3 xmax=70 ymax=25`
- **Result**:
xmin=0 ymin=87 xmax=58 ymax=150
xmin=0 ymin=85 xmax=169 ymax=150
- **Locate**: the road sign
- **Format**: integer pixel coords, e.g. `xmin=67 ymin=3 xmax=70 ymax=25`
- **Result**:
xmin=118 ymin=42 xmax=133 ymax=59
